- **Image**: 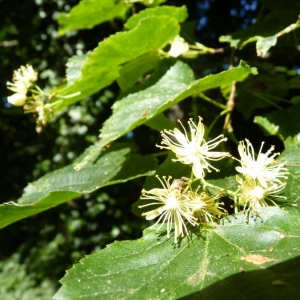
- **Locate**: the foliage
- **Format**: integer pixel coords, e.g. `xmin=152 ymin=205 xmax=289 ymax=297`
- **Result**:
xmin=1 ymin=0 xmax=300 ymax=299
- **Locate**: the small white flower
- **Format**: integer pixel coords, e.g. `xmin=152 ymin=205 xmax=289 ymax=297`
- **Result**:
xmin=7 ymin=65 xmax=38 ymax=107
xmin=168 ymin=35 xmax=189 ymax=57
xmin=7 ymin=80 xmax=28 ymax=95
xmin=13 ymin=65 xmax=38 ymax=84
xmin=24 ymin=96 xmax=46 ymax=132
xmin=157 ymin=117 xmax=230 ymax=178
xmin=236 ymin=175 xmax=286 ymax=213
xmin=236 ymin=139 xmax=288 ymax=188
xmin=139 ymin=176 xmax=197 ymax=243
xmin=7 ymin=93 xmax=27 ymax=107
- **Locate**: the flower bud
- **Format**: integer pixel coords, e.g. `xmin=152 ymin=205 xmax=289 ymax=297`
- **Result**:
xmin=168 ymin=36 xmax=189 ymax=57
xmin=7 ymin=93 xmax=27 ymax=106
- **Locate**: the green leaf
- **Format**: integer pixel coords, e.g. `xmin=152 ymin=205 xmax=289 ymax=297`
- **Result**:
xmin=289 ymin=75 xmax=300 ymax=89
xmin=124 ymin=5 xmax=188 ymax=30
xmin=53 ymin=16 xmax=180 ymax=111
xmin=66 ymin=54 xmax=88 ymax=85
xmin=75 ymin=60 xmax=256 ymax=170
xmin=254 ymin=116 xmax=280 ymax=136
xmin=254 ymin=102 xmax=300 ymax=140
xmin=144 ymin=113 xmax=176 ymax=132
xmin=236 ymin=72 xmax=288 ymax=120
xmin=256 ymin=35 xmax=277 ymax=57
xmin=220 ymin=11 xmax=300 ymax=56
xmin=0 ymin=143 xmax=157 ymax=229
xmin=117 ymin=52 xmax=161 ymax=91
xmin=54 ymin=207 xmax=300 ymax=300
xmin=58 ymin=0 xmax=131 ymax=36
xmin=280 ymin=138 xmax=300 ymax=217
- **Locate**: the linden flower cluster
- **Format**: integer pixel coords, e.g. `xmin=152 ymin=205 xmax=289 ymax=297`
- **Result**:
xmin=140 ymin=117 xmax=228 ymax=243
xmin=139 ymin=176 xmax=224 ymax=243
xmin=139 ymin=117 xmax=289 ymax=243
xmin=7 ymin=65 xmax=38 ymax=107
xmin=7 ymin=65 xmax=47 ymax=132
xmin=235 ymin=139 xmax=288 ymax=213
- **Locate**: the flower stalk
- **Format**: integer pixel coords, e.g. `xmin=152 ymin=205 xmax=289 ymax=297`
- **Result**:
xmin=7 ymin=64 xmax=80 ymax=132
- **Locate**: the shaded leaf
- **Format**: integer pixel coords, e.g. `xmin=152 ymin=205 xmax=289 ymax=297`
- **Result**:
xmin=220 ymin=10 xmax=300 ymax=56
xmin=289 ymin=75 xmax=300 ymax=89
xmin=117 ymin=52 xmax=161 ymax=91
xmin=236 ymin=72 xmax=288 ymax=120
xmin=144 ymin=113 xmax=176 ymax=132
xmin=0 ymin=143 xmax=157 ymax=229
xmin=254 ymin=102 xmax=300 ymax=140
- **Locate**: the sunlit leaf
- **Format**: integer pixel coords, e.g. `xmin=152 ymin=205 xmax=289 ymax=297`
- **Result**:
xmin=124 ymin=5 xmax=188 ymax=30
xmin=254 ymin=116 xmax=280 ymax=136
xmin=280 ymin=138 xmax=300 ymax=217
xmin=75 ymin=60 xmax=256 ymax=170
xmin=54 ymin=207 xmax=300 ymax=299
xmin=53 ymin=16 xmax=180 ymax=111
xmin=58 ymin=0 xmax=131 ymax=35
xmin=65 ymin=54 xmax=88 ymax=84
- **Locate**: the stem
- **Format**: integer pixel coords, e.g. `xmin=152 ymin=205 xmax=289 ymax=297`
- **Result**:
xmin=254 ymin=93 xmax=284 ymax=110
xmin=222 ymin=48 xmax=239 ymax=144
xmin=45 ymin=99 xmax=62 ymax=109
xmin=197 ymin=177 xmax=238 ymax=199
xmin=257 ymin=93 xmax=291 ymax=104
xmin=189 ymin=43 xmax=225 ymax=55
xmin=152 ymin=151 xmax=169 ymax=157
xmin=198 ymin=93 xmax=227 ymax=110
xmin=206 ymin=108 xmax=230 ymax=137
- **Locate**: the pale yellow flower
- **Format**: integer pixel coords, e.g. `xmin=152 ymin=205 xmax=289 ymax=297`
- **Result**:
xmin=7 ymin=93 xmax=27 ymax=107
xmin=236 ymin=175 xmax=286 ymax=213
xmin=7 ymin=80 xmax=28 ymax=95
xmin=236 ymin=139 xmax=288 ymax=188
xmin=13 ymin=65 xmax=38 ymax=84
xmin=186 ymin=191 xmax=224 ymax=223
xmin=24 ymin=96 xmax=46 ymax=132
xmin=157 ymin=117 xmax=230 ymax=178
xmin=7 ymin=65 xmax=38 ymax=107
xmin=139 ymin=176 xmax=198 ymax=243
